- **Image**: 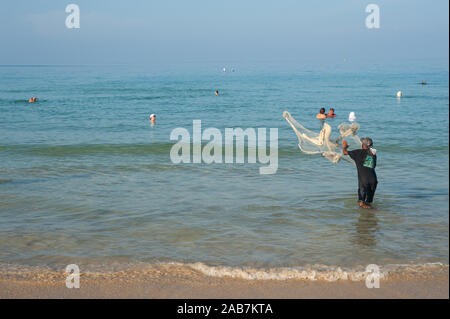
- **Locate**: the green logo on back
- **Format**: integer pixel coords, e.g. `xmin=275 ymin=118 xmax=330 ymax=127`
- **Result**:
xmin=363 ymin=155 xmax=374 ymax=168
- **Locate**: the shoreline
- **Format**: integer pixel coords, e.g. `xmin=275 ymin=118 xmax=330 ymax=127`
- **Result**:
xmin=1 ymin=263 xmax=448 ymax=299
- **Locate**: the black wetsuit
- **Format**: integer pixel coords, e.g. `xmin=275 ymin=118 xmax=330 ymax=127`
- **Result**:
xmin=348 ymin=149 xmax=378 ymax=204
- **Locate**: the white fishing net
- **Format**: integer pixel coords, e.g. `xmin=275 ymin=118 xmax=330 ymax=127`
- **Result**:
xmin=336 ymin=122 xmax=362 ymax=146
xmin=283 ymin=111 xmax=361 ymax=163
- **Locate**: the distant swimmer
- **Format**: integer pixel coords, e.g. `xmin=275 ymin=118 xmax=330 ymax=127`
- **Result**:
xmin=28 ymin=97 xmax=38 ymax=103
xmin=343 ymin=137 xmax=378 ymax=209
xmin=420 ymin=81 xmax=427 ymax=85
xmin=316 ymin=108 xmax=327 ymax=120
xmin=326 ymin=108 xmax=336 ymax=118
xmin=149 ymin=114 xmax=156 ymax=124
xmin=215 ymin=90 xmax=219 ymax=96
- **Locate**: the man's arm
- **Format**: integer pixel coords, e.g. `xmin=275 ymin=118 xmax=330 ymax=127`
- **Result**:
xmin=342 ymin=140 xmax=349 ymax=155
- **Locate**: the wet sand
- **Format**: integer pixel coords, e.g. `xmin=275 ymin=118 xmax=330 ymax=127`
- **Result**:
xmin=0 ymin=264 xmax=448 ymax=299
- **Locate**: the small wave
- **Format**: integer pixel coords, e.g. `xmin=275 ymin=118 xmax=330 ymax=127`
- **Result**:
xmin=0 ymin=261 xmax=447 ymax=282
xmin=0 ymin=143 xmax=174 ymax=157
xmin=0 ymin=143 xmax=303 ymax=158
xmin=184 ymin=262 xmax=448 ymax=281
xmin=75 ymin=261 xmax=446 ymax=282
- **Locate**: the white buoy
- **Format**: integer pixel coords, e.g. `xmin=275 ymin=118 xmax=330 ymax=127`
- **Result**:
xmin=397 ymin=91 xmax=403 ymax=97
xmin=222 ymin=67 xmax=226 ymax=72
xmin=348 ymin=112 xmax=357 ymax=122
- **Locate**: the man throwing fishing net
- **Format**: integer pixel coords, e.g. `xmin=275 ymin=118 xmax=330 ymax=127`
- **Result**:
xmin=342 ymin=137 xmax=378 ymax=209
xmin=282 ymin=111 xmax=378 ymax=208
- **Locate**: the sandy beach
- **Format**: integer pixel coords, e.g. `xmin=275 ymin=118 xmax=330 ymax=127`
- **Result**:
xmin=1 ymin=264 xmax=448 ymax=299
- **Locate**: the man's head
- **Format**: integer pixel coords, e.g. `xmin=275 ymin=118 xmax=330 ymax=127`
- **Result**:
xmin=329 ymin=108 xmax=334 ymax=113
xmin=360 ymin=137 xmax=373 ymax=149
xmin=320 ymin=108 xmax=325 ymax=114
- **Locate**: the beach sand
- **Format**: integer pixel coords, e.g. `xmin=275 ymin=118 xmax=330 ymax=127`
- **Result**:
xmin=0 ymin=263 xmax=448 ymax=299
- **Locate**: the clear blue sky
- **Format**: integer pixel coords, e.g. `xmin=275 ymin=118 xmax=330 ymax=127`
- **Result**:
xmin=0 ymin=0 xmax=448 ymax=67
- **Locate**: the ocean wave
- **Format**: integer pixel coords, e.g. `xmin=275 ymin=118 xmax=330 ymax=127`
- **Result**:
xmin=0 ymin=143 xmax=301 ymax=158
xmin=183 ymin=262 xmax=448 ymax=281
xmin=0 ymin=143 xmax=174 ymax=156
xmin=0 ymin=261 xmax=447 ymax=282
xmin=1 ymin=140 xmax=446 ymax=158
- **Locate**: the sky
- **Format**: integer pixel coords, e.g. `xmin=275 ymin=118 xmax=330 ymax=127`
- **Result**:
xmin=0 ymin=0 xmax=448 ymax=68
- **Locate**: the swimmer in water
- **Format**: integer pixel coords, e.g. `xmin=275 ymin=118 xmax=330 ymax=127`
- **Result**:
xmin=215 ymin=90 xmax=219 ymax=96
xmin=316 ymin=108 xmax=327 ymax=120
xmin=28 ymin=97 xmax=37 ymax=103
xmin=149 ymin=114 xmax=156 ymax=124
xmin=326 ymin=108 xmax=336 ymax=118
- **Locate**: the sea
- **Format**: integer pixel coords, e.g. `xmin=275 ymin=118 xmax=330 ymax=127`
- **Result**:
xmin=0 ymin=62 xmax=448 ymax=280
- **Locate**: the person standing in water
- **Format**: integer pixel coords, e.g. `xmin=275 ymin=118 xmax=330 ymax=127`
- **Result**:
xmin=215 ymin=90 xmax=219 ymax=96
xmin=149 ymin=114 xmax=156 ymax=125
xmin=316 ymin=108 xmax=327 ymax=120
xmin=343 ymin=137 xmax=378 ymax=209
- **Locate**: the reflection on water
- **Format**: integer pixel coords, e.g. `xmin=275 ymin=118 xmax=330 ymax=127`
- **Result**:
xmin=354 ymin=210 xmax=379 ymax=247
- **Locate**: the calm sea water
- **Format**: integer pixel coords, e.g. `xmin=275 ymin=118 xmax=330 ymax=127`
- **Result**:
xmin=0 ymin=64 xmax=448 ymax=273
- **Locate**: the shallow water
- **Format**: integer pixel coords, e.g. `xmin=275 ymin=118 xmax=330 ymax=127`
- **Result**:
xmin=0 ymin=64 xmax=448 ymax=273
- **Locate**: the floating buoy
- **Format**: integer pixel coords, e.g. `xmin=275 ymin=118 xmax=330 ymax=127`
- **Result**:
xmin=348 ymin=112 xmax=357 ymax=122
xmin=397 ymin=91 xmax=403 ymax=97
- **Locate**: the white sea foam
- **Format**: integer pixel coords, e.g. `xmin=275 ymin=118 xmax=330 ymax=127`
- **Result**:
xmin=0 ymin=261 xmax=447 ymax=282
xmin=183 ymin=262 xmax=448 ymax=282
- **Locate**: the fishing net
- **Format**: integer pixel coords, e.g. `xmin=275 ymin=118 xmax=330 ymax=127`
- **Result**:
xmin=336 ymin=122 xmax=362 ymax=146
xmin=283 ymin=111 xmax=361 ymax=163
